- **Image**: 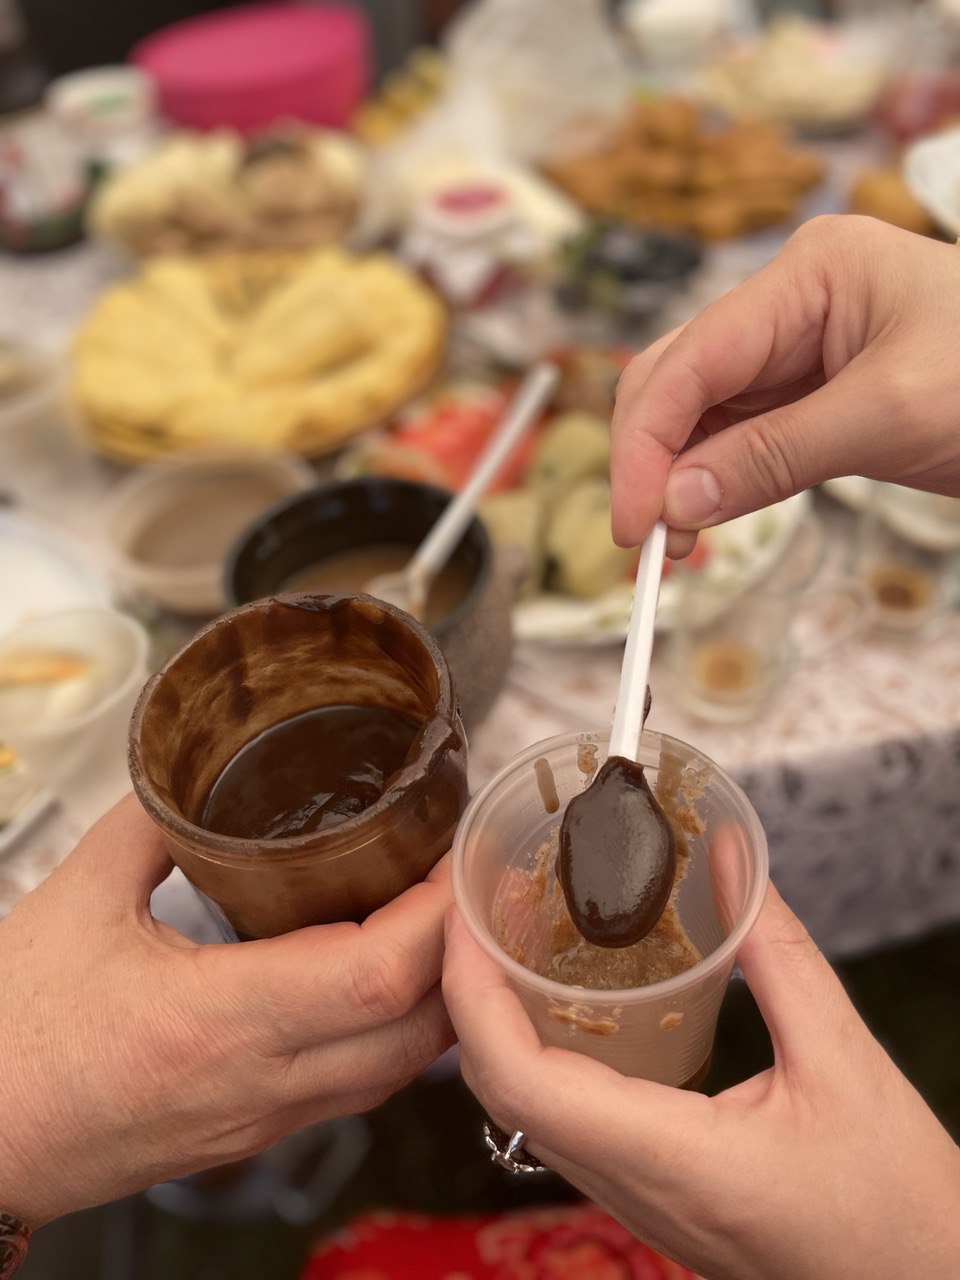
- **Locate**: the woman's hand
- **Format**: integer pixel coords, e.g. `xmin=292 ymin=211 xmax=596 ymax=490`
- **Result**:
xmin=611 ymin=216 xmax=960 ymax=557
xmin=0 ymin=794 xmax=453 ymax=1227
xmin=443 ymin=887 xmax=960 ymax=1280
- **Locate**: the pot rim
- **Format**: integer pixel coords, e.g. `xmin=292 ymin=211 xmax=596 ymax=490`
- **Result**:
xmin=223 ymin=476 xmax=493 ymax=639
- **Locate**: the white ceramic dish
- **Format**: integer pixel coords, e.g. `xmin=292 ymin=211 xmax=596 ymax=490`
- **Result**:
xmin=820 ymin=476 xmax=875 ymax=513
xmin=876 ymin=484 xmax=960 ymax=552
xmin=103 ymin=451 xmax=316 ymax=616
xmin=0 ymin=512 xmax=109 ymax=640
xmin=0 ymin=608 xmax=150 ymax=787
xmin=0 ymin=343 xmax=64 ymax=439
xmin=0 ymin=753 xmax=54 ymax=861
xmin=46 ymin=66 xmax=156 ymax=131
xmin=622 ymin=0 xmax=733 ymax=67
xmin=822 ymin=477 xmax=960 ymax=551
xmin=904 ymin=127 xmax=960 ymax=239
xmin=46 ymin=66 xmax=160 ymax=168
xmin=513 ymin=491 xmax=811 ymax=646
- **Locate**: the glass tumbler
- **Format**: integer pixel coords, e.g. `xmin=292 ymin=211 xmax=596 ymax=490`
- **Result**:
xmin=856 ymin=484 xmax=960 ymax=637
xmin=664 ymin=514 xmax=861 ymax=723
xmin=452 ymin=729 xmax=768 ymax=1087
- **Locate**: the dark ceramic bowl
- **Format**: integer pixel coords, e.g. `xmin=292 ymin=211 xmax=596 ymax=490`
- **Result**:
xmin=225 ymin=478 xmax=519 ymax=727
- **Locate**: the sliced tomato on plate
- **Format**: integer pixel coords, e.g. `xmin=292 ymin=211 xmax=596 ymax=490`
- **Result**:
xmin=392 ymin=389 xmax=544 ymax=492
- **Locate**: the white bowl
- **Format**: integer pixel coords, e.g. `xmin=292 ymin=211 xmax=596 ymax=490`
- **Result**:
xmin=46 ymin=66 xmax=161 ymax=168
xmin=0 ymin=511 xmax=109 ymax=639
xmin=876 ymin=483 xmax=960 ymax=552
xmin=0 ymin=608 xmax=150 ymax=787
xmin=46 ymin=66 xmax=157 ymax=135
xmin=622 ymin=0 xmax=730 ymax=66
xmin=103 ymin=452 xmax=315 ymax=616
xmin=904 ymin=127 xmax=960 ymax=239
xmin=0 ymin=343 xmax=64 ymax=438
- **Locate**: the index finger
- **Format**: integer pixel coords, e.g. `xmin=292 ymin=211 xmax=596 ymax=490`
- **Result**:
xmin=611 ymin=299 xmax=780 ymax=546
xmin=610 ymin=230 xmax=835 ymax=546
xmin=219 ymin=858 xmax=452 ymax=1051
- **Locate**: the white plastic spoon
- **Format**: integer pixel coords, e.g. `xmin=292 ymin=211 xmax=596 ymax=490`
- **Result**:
xmin=609 ymin=518 xmax=667 ymax=760
xmin=557 ymin=519 xmax=677 ymax=948
xmin=366 ymin=361 xmax=559 ymax=619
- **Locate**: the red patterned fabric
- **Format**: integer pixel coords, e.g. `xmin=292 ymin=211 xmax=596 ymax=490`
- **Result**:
xmin=303 ymin=1205 xmax=695 ymax=1280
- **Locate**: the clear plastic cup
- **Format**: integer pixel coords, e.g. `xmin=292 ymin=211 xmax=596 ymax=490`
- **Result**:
xmin=452 ymin=729 xmax=768 ymax=1087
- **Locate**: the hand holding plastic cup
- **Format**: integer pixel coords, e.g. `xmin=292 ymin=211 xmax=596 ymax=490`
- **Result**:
xmin=452 ymin=729 xmax=768 ymax=1087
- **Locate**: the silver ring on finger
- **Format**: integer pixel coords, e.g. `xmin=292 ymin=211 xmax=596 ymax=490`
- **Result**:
xmin=483 ymin=1119 xmax=547 ymax=1174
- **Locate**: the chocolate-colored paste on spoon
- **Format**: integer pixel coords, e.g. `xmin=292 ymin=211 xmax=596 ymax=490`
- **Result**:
xmin=557 ymin=755 xmax=676 ymax=948
xmin=557 ymin=689 xmax=675 ymax=949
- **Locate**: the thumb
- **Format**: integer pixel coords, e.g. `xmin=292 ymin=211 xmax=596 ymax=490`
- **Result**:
xmin=736 ymin=884 xmax=853 ymax=1071
xmin=660 ymin=363 xmax=885 ymax=529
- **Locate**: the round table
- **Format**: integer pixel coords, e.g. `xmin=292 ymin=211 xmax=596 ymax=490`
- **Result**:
xmin=2 ymin=195 xmax=959 ymax=961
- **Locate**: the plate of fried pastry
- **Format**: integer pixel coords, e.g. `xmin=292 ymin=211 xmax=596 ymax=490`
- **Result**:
xmin=545 ymin=96 xmax=824 ymax=242
xmin=88 ymin=127 xmax=366 ymax=257
xmin=70 ymin=248 xmax=448 ymax=462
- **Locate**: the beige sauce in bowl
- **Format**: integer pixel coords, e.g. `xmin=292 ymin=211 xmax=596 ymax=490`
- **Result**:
xmin=129 ymin=477 xmax=293 ymax=570
xmin=283 ymin=545 xmax=474 ymax=629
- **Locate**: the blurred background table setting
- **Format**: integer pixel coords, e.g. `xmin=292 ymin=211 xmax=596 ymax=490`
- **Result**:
xmin=2 ymin=0 xmax=960 ymax=1275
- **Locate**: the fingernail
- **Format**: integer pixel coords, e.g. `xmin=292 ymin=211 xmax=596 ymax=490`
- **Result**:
xmin=664 ymin=467 xmax=721 ymax=525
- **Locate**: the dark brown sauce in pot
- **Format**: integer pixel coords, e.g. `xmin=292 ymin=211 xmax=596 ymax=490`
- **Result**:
xmin=200 ymin=704 xmax=421 ymax=840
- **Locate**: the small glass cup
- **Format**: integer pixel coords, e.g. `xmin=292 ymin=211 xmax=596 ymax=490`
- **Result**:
xmin=663 ymin=515 xmax=861 ymax=724
xmin=452 ymin=729 xmax=768 ymax=1087
xmin=130 ymin=593 xmax=468 ymax=940
xmin=856 ymin=485 xmax=960 ymax=638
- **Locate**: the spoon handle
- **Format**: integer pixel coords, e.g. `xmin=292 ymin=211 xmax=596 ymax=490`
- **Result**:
xmin=408 ymin=361 xmax=559 ymax=581
xmin=609 ymin=519 xmax=667 ymax=762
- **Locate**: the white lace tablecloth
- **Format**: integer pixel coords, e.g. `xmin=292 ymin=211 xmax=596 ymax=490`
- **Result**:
xmin=2 ymin=193 xmax=960 ymax=960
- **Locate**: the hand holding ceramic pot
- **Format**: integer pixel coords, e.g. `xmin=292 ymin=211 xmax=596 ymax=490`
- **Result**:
xmin=0 ymin=795 xmax=453 ymax=1228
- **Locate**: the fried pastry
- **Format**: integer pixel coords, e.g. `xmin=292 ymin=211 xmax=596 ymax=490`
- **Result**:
xmin=72 ymin=249 xmax=447 ymax=460
xmin=546 ymin=96 xmax=825 ymax=241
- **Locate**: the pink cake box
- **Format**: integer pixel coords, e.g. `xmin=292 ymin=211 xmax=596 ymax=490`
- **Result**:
xmin=131 ymin=2 xmax=370 ymax=132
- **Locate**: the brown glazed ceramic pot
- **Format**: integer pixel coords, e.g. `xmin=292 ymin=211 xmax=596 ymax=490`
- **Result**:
xmin=129 ymin=592 xmax=468 ymax=939
xmin=224 ymin=478 xmax=521 ymax=729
